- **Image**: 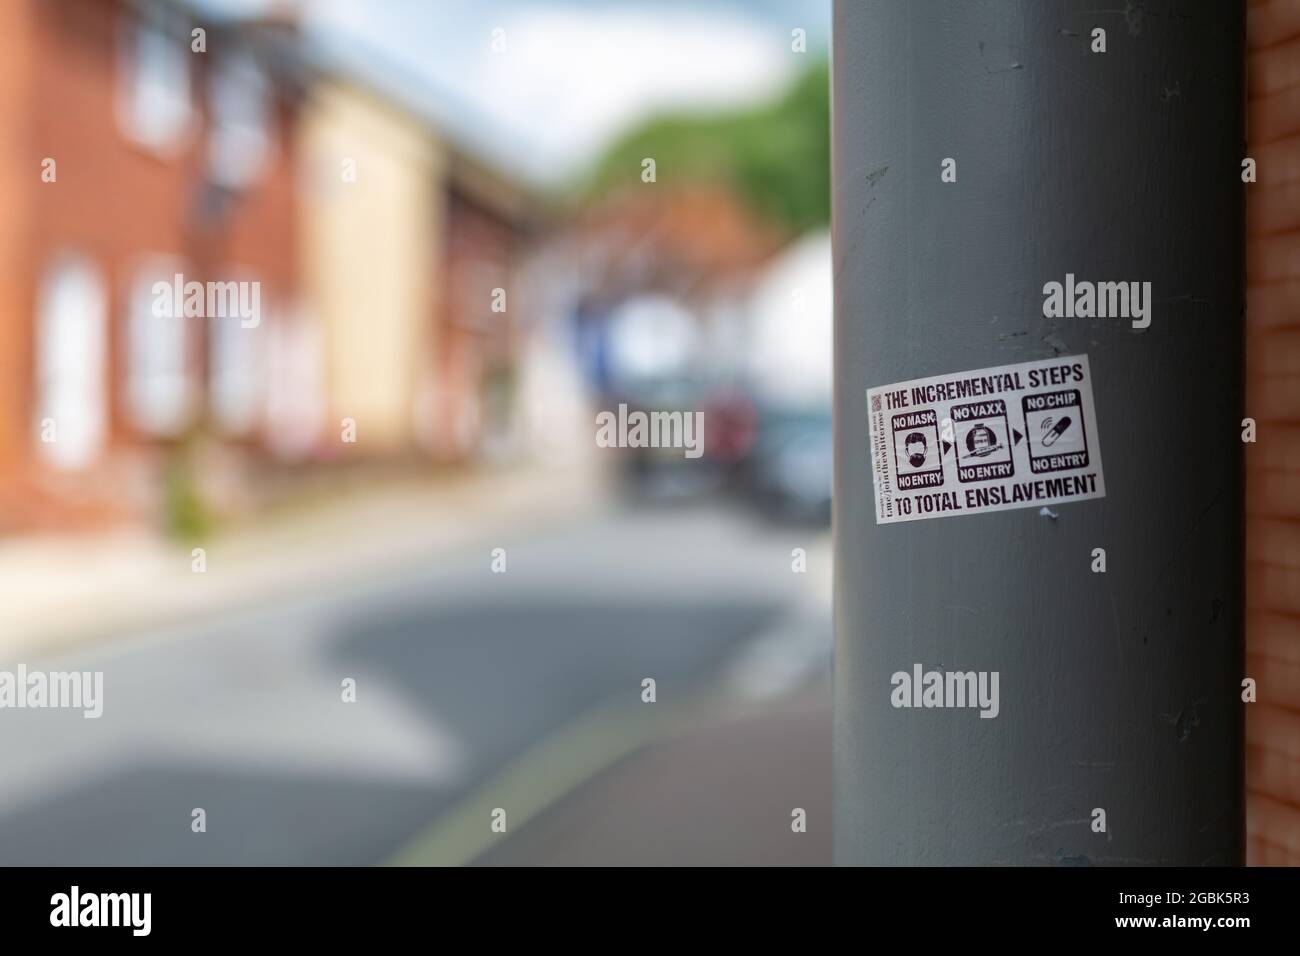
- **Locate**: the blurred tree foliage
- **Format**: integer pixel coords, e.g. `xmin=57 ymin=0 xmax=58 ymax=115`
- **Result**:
xmin=580 ymin=60 xmax=829 ymax=237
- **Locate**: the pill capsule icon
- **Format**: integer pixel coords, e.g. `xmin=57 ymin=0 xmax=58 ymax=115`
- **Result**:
xmin=1041 ymin=415 xmax=1072 ymax=447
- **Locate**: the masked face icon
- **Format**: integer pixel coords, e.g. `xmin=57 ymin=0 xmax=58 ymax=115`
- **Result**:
xmin=905 ymin=432 xmax=927 ymax=469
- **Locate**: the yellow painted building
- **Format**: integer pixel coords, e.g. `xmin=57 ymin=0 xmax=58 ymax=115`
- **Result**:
xmin=298 ymin=75 xmax=447 ymax=455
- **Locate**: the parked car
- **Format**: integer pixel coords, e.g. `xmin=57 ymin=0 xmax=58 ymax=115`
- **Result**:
xmin=743 ymin=404 xmax=832 ymax=524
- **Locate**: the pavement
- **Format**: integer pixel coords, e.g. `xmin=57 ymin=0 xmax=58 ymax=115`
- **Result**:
xmin=0 ymin=490 xmax=832 ymax=866
xmin=0 ymin=458 xmax=603 ymax=660
xmin=471 ymin=685 xmax=831 ymax=866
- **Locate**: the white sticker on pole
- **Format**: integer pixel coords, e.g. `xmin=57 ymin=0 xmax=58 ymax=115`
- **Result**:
xmin=867 ymin=354 xmax=1106 ymax=524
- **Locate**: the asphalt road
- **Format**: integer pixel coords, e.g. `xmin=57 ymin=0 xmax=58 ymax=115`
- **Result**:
xmin=0 ymin=500 xmax=829 ymax=865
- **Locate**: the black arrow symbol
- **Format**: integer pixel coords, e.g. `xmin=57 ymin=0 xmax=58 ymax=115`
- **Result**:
xmin=941 ymin=440 xmax=953 ymax=458
xmin=1012 ymin=429 xmax=1024 ymax=446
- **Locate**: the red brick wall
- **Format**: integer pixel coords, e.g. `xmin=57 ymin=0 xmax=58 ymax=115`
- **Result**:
xmin=1247 ymin=0 xmax=1300 ymax=866
xmin=27 ymin=0 xmax=199 ymax=451
xmin=0 ymin=0 xmax=38 ymax=492
xmin=436 ymin=186 xmax=523 ymax=458
xmin=0 ymin=0 xmax=300 ymax=526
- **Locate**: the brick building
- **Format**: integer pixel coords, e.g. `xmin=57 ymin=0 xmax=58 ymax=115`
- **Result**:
xmin=1246 ymin=0 xmax=1300 ymax=866
xmin=435 ymin=150 xmax=537 ymax=460
xmin=0 ymin=0 xmax=305 ymax=529
xmin=296 ymin=62 xmax=539 ymax=466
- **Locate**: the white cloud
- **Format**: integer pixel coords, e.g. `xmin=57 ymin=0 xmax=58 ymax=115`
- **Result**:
xmin=469 ymin=6 xmax=794 ymax=173
xmin=308 ymin=1 xmax=801 ymax=180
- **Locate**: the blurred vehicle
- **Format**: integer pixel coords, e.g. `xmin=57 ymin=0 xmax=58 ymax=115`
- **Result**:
xmin=703 ymin=387 xmax=759 ymax=468
xmin=742 ymin=404 xmax=832 ymax=524
xmin=609 ymin=376 xmax=719 ymax=498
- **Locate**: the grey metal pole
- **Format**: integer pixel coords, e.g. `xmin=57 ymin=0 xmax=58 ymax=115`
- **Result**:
xmin=832 ymin=0 xmax=1244 ymax=865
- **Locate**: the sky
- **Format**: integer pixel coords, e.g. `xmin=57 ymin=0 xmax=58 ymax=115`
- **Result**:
xmin=207 ymin=0 xmax=830 ymax=183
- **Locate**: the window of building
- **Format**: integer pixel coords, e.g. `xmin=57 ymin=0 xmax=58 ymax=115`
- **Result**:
xmin=208 ymin=50 xmax=271 ymax=189
xmin=264 ymin=303 xmax=324 ymax=459
xmin=125 ymin=260 xmax=193 ymax=436
xmin=209 ymin=269 xmax=263 ymax=433
xmin=118 ymin=15 xmax=192 ymax=152
xmin=34 ymin=254 xmax=108 ymax=470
